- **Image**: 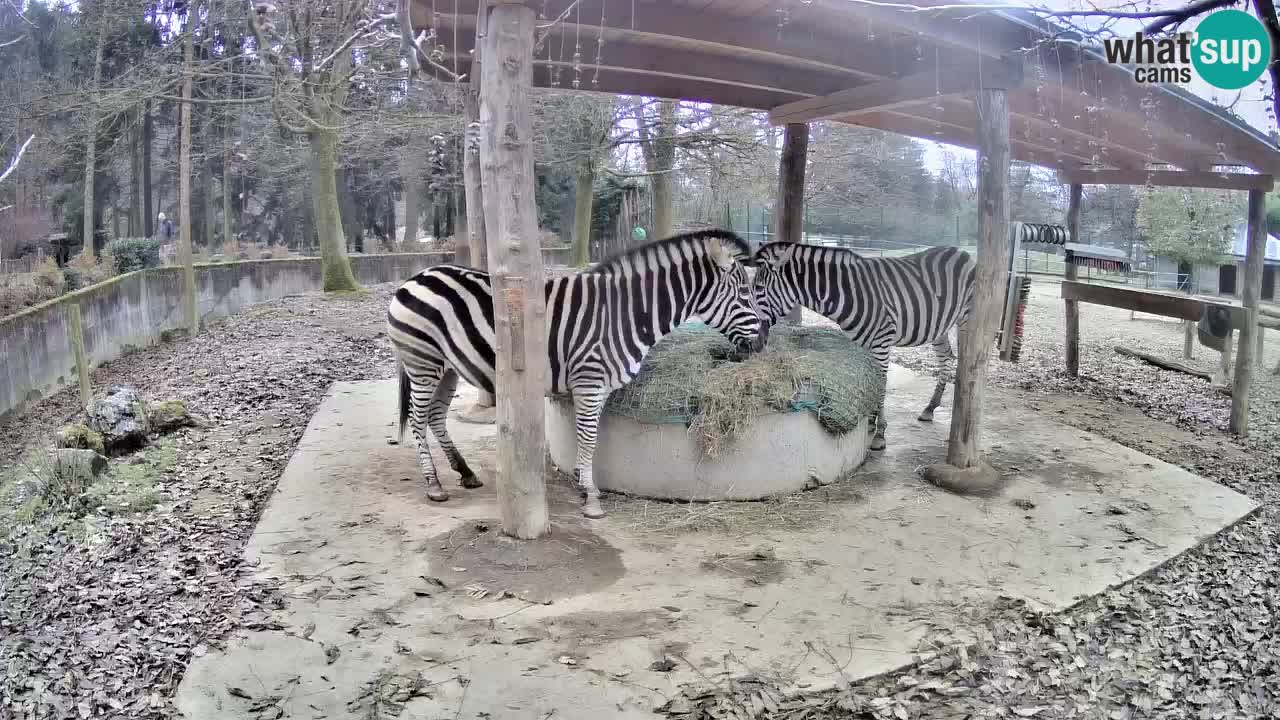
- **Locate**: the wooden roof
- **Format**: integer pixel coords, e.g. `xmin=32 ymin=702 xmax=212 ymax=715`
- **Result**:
xmin=413 ymin=0 xmax=1280 ymax=179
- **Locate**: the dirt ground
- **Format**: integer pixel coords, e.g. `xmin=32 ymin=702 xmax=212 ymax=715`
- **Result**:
xmin=3 ymin=277 xmax=1280 ymax=719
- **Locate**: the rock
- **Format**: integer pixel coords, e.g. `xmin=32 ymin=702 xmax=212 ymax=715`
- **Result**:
xmin=149 ymin=399 xmax=195 ymax=434
xmin=51 ymin=448 xmax=109 ymax=486
xmin=86 ymin=385 xmax=151 ymax=454
xmin=56 ymin=423 xmax=106 ymax=455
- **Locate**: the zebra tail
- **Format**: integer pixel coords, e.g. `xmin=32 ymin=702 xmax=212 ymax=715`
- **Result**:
xmin=397 ymin=361 xmax=410 ymax=442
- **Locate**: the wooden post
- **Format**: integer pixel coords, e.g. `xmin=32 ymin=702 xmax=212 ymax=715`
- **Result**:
xmin=776 ymin=122 xmax=808 ymax=324
xmin=478 ymin=2 xmax=550 ymax=539
xmin=1183 ymin=320 xmax=1195 ymax=359
xmin=65 ymin=304 xmax=91 ymax=407
xmin=463 ymin=12 xmax=496 ymax=412
xmin=1219 ymin=328 xmax=1234 ymax=383
xmin=1064 ymin=184 xmax=1082 ymax=377
xmin=1229 ymin=188 xmax=1267 ymax=435
xmin=945 ymin=87 xmax=1011 ymax=471
xmin=1257 ymin=327 xmax=1266 ymax=368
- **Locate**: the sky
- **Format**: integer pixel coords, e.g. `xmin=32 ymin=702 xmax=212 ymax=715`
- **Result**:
xmin=915 ymin=0 xmax=1276 ymax=172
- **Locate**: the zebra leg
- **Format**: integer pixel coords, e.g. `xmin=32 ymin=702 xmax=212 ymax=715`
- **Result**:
xmin=571 ymin=390 xmax=608 ymax=519
xmin=407 ymin=364 xmax=449 ymax=502
xmin=919 ymin=335 xmax=956 ymax=422
xmin=870 ymin=398 xmax=888 ymax=451
xmin=427 ymin=369 xmax=482 ymax=489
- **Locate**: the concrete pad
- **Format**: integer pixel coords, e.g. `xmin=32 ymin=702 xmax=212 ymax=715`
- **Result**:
xmin=177 ymin=367 xmax=1258 ymax=720
xmin=545 ymin=398 xmax=872 ymax=500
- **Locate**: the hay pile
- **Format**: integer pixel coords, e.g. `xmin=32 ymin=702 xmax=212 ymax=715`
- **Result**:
xmin=597 ymin=322 xmax=885 ymax=458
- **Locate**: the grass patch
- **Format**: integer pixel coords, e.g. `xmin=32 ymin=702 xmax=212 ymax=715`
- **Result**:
xmin=87 ymin=440 xmax=176 ymax=514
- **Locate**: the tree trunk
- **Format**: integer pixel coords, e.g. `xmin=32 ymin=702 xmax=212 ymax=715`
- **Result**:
xmin=130 ymin=114 xmax=142 ymax=236
xmin=309 ymin=127 xmax=360 ymax=292
xmin=651 ymin=100 xmax=676 ymax=238
xmin=479 ymin=2 xmax=549 ymax=539
xmin=945 ymin=88 xmax=1010 ymax=471
xmin=143 ymin=100 xmax=154 ymax=238
xmin=571 ymin=157 xmax=594 ymax=267
xmin=178 ymin=21 xmax=198 ymax=336
xmin=777 ymin=122 xmax=808 ymax=324
xmin=401 ymin=146 xmax=422 ymax=246
xmin=202 ymin=115 xmax=216 ymax=249
xmin=223 ymin=109 xmax=233 ymax=246
xmin=463 ymin=71 xmax=495 ymax=410
xmin=81 ymin=21 xmax=107 ymax=258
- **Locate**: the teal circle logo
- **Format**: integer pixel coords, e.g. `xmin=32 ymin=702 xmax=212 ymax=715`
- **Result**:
xmin=1192 ymin=9 xmax=1272 ymax=90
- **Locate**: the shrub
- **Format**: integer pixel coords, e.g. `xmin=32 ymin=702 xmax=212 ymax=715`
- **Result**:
xmin=63 ymin=252 xmax=114 ymax=290
xmin=0 ymin=258 xmax=66 ymax=316
xmin=106 ymin=238 xmax=162 ymax=273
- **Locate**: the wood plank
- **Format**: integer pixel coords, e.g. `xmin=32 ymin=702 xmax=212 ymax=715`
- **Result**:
xmin=1060 ymin=281 xmax=1249 ymax=327
xmin=777 ymin=122 xmax=807 ymax=324
xmin=1064 ymin=184 xmax=1082 ymax=378
xmin=1230 ymin=189 xmax=1268 ymax=436
xmin=769 ymin=58 xmax=1022 ymax=125
xmin=428 ymin=0 xmax=925 ymax=81
xmin=1115 ymin=346 xmax=1214 ymax=382
xmin=447 ymin=33 xmax=866 ymax=99
xmin=478 ymin=2 xmax=550 ymax=539
xmin=946 ymin=87 xmax=1009 ymax=470
xmin=1058 ymin=169 xmax=1275 ymax=192
xmin=849 ymin=110 xmax=1094 ymax=170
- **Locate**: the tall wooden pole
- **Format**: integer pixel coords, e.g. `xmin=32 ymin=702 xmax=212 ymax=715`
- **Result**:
xmin=1064 ymin=183 xmax=1082 ymax=377
xmin=479 ymin=2 xmax=550 ymax=539
xmin=776 ymin=122 xmax=808 ymax=324
xmin=1229 ymin=188 xmax=1267 ymax=435
xmin=464 ymin=10 xmax=496 ymax=412
xmin=945 ymin=87 xmax=1010 ymax=470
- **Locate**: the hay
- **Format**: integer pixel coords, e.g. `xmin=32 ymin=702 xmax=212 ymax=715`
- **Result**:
xmin=590 ymin=322 xmax=885 ymax=459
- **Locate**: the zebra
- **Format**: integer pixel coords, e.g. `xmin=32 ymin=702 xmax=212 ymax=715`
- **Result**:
xmin=751 ymin=241 xmax=976 ymax=451
xmin=386 ymin=229 xmax=763 ymax=519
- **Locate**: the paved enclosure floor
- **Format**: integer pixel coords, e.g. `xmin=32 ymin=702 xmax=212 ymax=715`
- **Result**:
xmin=177 ymin=366 xmax=1257 ymax=720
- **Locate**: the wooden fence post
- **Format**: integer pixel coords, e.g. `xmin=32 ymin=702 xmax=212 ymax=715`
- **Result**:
xmin=479 ymin=1 xmax=550 ymax=539
xmin=1064 ymin=183 xmax=1082 ymax=377
xmin=776 ymin=122 xmax=808 ymax=324
xmin=1229 ymin=188 xmax=1267 ymax=435
xmin=65 ymin=303 xmax=91 ymax=407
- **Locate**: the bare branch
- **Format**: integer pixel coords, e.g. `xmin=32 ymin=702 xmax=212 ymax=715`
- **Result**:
xmin=0 ymin=134 xmax=34 ymax=185
xmin=0 ymin=34 xmax=25 ymax=49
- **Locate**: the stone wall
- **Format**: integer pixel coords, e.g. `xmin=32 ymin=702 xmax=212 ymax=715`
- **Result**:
xmin=0 ymin=251 xmax=567 ymax=418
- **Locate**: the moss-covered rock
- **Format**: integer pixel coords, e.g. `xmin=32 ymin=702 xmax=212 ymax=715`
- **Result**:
xmin=86 ymin=385 xmax=150 ymax=455
xmin=149 ymin=399 xmax=194 ymax=434
xmin=56 ymin=423 xmax=106 ymax=455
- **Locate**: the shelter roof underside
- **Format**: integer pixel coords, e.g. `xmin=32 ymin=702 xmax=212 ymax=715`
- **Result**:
xmin=413 ymin=0 xmax=1280 ymax=178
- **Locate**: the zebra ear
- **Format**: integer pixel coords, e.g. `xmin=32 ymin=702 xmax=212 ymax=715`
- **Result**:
xmin=705 ymin=237 xmax=736 ymax=269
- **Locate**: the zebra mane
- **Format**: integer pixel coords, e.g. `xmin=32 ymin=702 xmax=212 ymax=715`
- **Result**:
xmin=753 ymin=241 xmax=863 ymax=266
xmin=586 ymin=229 xmax=751 ymax=274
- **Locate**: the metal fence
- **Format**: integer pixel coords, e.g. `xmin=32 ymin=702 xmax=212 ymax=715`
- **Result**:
xmin=0 ymin=252 xmax=45 ymax=275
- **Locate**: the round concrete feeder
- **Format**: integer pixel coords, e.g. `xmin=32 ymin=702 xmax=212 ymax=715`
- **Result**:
xmin=545 ymin=400 xmax=872 ymax=501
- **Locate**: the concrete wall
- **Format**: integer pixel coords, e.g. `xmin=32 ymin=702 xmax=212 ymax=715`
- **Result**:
xmin=0 ymin=251 xmax=566 ymax=419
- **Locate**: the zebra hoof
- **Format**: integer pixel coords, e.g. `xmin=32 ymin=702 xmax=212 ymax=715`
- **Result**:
xmin=581 ymin=496 xmax=606 ymax=519
xmin=870 ymin=437 xmax=887 ymax=451
xmin=426 ymin=486 xmax=450 ymax=502
xmin=917 ymin=411 xmax=935 ymax=423
xmin=459 ymin=474 xmax=483 ymax=489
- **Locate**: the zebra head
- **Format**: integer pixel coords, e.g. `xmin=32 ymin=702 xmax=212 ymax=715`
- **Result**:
xmin=693 ymin=234 xmax=765 ymax=356
xmin=751 ymin=242 xmax=801 ymax=347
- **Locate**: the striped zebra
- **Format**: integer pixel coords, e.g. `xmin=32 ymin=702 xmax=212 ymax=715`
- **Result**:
xmin=751 ymin=242 xmax=976 ymax=451
xmin=386 ymin=229 xmax=762 ymax=519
